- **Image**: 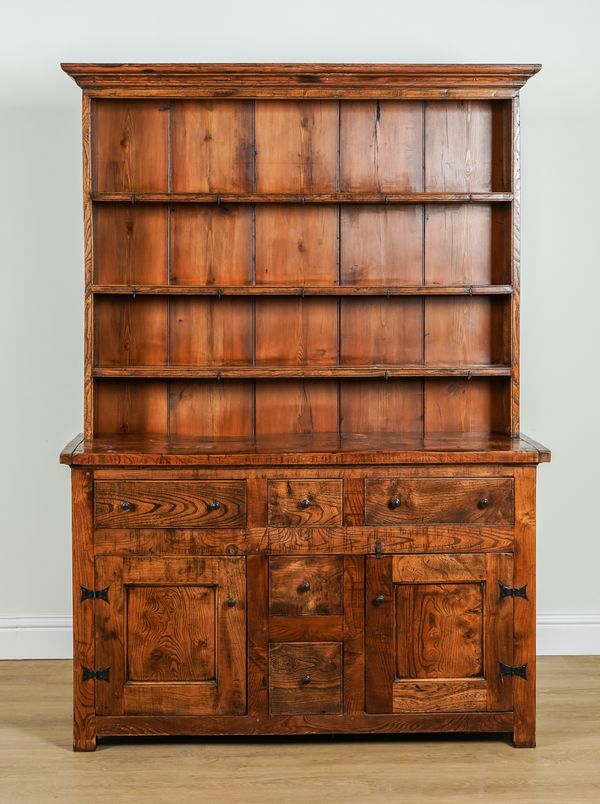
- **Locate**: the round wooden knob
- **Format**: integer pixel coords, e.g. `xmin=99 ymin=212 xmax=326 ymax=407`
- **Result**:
xmin=226 ymin=597 xmax=236 ymax=608
xmin=299 ymin=498 xmax=311 ymax=509
xmin=120 ymin=501 xmax=134 ymax=511
xmin=209 ymin=500 xmax=221 ymax=510
xmin=301 ymin=674 xmax=311 ymax=685
xmin=374 ymin=594 xmax=385 ymax=606
xmin=388 ymin=497 xmax=401 ymax=510
xmin=478 ymin=498 xmax=490 ymax=509
xmin=299 ymin=581 xmax=311 ymax=592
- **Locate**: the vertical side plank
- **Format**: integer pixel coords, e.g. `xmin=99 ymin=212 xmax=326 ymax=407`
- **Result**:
xmin=83 ymin=95 xmax=94 ymax=439
xmin=513 ymin=467 xmax=537 ymax=747
xmin=71 ymin=468 xmax=96 ymax=750
xmin=247 ymin=555 xmax=269 ymax=715
xmin=343 ymin=556 xmax=365 ymax=713
xmin=94 ymin=556 xmax=125 ymax=717
xmin=343 ymin=477 xmax=364 ymax=526
xmin=485 ymin=553 xmax=513 ymax=711
xmin=217 ymin=557 xmax=247 ymax=715
xmin=365 ymin=556 xmax=393 ymax=713
xmin=510 ymin=97 xmax=521 ymax=435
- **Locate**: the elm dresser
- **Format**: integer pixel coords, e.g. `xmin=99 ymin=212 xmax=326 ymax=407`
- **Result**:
xmin=60 ymin=63 xmax=550 ymax=750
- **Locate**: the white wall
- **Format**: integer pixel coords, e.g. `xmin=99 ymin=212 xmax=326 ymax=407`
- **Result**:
xmin=1 ymin=0 xmax=599 ymax=654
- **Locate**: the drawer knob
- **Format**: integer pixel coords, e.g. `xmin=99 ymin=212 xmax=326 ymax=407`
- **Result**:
xmin=209 ymin=500 xmax=221 ymax=510
xmin=374 ymin=594 xmax=385 ymax=606
xmin=299 ymin=580 xmax=311 ymax=593
xmin=299 ymin=498 xmax=312 ymax=509
xmin=301 ymin=674 xmax=311 ymax=685
xmin=120 ymin=501 xmax=134 ymax=511
xmin=226 ymin=597 xmax=237 ymax=608
xmin=388 ymin=497 xmax=401 ymax=510
xmin=478 ymin=497 xmax=490 ymax=509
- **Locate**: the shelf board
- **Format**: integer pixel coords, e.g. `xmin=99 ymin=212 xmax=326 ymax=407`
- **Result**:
xmin=91 ymin=284 xmax=513 ymax=297
xmin=93 ymin=365 xmax=512 ymax=380
xmin=91 ymin=192 xmax=513 ymax=205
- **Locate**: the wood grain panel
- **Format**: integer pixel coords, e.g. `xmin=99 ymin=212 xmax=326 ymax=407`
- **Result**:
xmin=340 ymin=206 xmax=423 ymax=285
xmin=170 ymin=205 xmax=253 ymax=286
xmin=365 ymin=556 xmax=394 ymax=713
xmin=93 ymin=204 xmax=168 ymax=285
xmin=424 ymin=378 xmax=509 ymax=434
xmin=392 ymin=553 xmax=487 ymax=582
xmin=340 ymin=100 xmax=424 ymax=192
xmin=170 ymin=298 xmax=253 ymax=366
xmin=340 ymin=298 xmax=423 ymax=365
xmin=126 ymin=585 xmax=216 ymax=681
xmin=255 ymin=101 xmax=338 ymax=192
xmin=94 ymin=380 xmax=168 ymax=436
xmin=269 ymin=642 xmax=342 ymax=715
xmin=171 ymin=100 xmax=253 ymax=192
xmin=94 ymin=479 xmax=246 ymax=528
xmin=269 ymin=556 xmax=344 ymax=616
xmin=255 ymin=206 xmax=338 ymax=285
xmin=365 ymin=477 xmax=514 ymax=525
xmin=425 ymin=101 xmax=492 ymax=192
xmin=95 ymin=297 xmax=168 ymax=366
xmin=255 ymin=298 xmax=338 ymax=366
xmin=392 ymin=679 xmax=487 ymax=713
xmin=395 ymin=582 xmax=484 ymax=678
xmin=255 ymin=381 xmax=338 ymax=435
xmin=267 ymin=480 xmax=342 ymax=527
xmin=339 ymin=380 xmax=423 ymax=434
xmin=424 ymin=297 xmax=508 ymax=365
xmin=247 ymin=555 xmax=269 ymax=715
xmin=169 ymin=381 xmax=254 ymax=437
xmin=93 ymin=100 xmax=168 ymax=193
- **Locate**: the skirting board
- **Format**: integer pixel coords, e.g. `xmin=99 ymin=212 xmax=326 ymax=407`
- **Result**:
xmin=0 ymin=614 xmax=599 ymax=660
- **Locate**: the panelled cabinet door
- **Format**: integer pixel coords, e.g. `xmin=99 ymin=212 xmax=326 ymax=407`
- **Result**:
xmin=366 ymin=553 xmax=513 ymax=713
xmin=94 ymin=556 xmax=246 ymax=716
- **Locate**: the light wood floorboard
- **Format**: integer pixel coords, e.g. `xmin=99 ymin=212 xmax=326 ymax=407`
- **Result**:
xmin=0 ymin=657 xmax=599 ymax=803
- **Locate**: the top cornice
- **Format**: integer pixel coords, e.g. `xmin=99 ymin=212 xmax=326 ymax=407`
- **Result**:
xmin=61 ymin=63 xmax=541 ymax=99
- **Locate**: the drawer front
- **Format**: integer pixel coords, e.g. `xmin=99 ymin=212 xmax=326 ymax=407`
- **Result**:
xmin=365 ymin=478 xmax=514 ymax=525
xmin=268 ymin=480 xmax=342 ymax=527
xmin=269 ymin=556 xmax=344 ymax=616
xmin=269 ymin=642 xmax=342 ymax=715
xmin=94 ymin=480 xmax=246 ymax=528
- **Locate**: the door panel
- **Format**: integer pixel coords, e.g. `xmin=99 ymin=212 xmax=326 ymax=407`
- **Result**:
xmin=95 ymin=556 xmax=246 ymax=716
xmin=366 ymin=553 xmax=513 ymax=714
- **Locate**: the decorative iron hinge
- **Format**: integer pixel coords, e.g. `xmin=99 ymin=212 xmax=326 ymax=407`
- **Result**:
xmin=499 ymin=661 xmax=528 ymax=680
xmin=375 ymin=539 xmax=382 ymax=557
xmin=82 ymin=666 xmax=110 ymax=682
xmin=499 ymin=581 xmax=528 ymax=600
xmin=80 ymin=585 xmax=109 ymax=603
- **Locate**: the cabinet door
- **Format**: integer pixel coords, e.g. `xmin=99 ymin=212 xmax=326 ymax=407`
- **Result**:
xmin=94 ymin=556 xmax=246 ymax=716
xmin=366 ymin=553 xmax=513 ymax=713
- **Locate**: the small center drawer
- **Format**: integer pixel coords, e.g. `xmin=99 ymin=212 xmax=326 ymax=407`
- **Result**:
xmin=268 ymin=480 xmax=342 ymax=527
xmin=365 ymin=478 xmax=514 ymax=525
xmin=269 ymin=556 xmax=344 ymax=616
xmin=94 ymin=480 xmax=246 ymax=528
xmin=269 ymin=642 xmax=343 ymax=715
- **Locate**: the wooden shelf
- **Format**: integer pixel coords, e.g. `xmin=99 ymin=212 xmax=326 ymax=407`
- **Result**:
xmin=91 ymin=192 xmax=513 ymax=204
xmin=91 ymin=284 xmax=513 ymax=297
xmin=93 ymin=365 xmax=512 ymax=380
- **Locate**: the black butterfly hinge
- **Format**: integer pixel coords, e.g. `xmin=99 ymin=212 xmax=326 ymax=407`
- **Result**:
xmin=499 ymin=662 xmax=528 ymax=680
xmin=80 ymin=585 xmax=110 ymax=603
xmin=499 ymin=581 xmax=528 ymax=600
xmin=82 ymin=666 xmax=110 ymax=682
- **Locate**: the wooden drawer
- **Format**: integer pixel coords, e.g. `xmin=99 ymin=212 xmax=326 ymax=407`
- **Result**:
xmin=268 ymin=480 xmax=342 ymax=526
xmin=269 ymin=642 xmax=342 ymax=715
xmin=365 ymin=478 xmax=514 ymax=525
xmin=269 ymin=556 xmax=344 ymax=616
xmin=94 ymin=480 xmax=246 ymax=528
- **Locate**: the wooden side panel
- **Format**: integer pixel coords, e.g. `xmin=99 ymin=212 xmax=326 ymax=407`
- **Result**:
xmin=93 ymin=205 xmax=168 ymax=285
xmin=424 ymin=378 xmax=509 ymax=434
xmin=94 ymin=555 xmax=125 ymax=717
xmin=170 ymin=205 xmax=254 ymax=286
xmin=269 ymin=556 xmax=344 ymax=616
xmin=342 ymin=555 xmax=364 ymax=713
xmin=365 ymin=556 xmax=394 ymax=713
xmin=255 ymin=101 xmax=338 ymax=192
xmin=169 ymin=381 xmax=254 ymax=437
xmin=247 ymin=555 xmax=269 ymax=715
xmin=92 ymin=100 xmax=168 ymax=193
xmin=171 ymin=100 xmax=253 ymax=193
xmin=339 ymin=100 xmax=424 ymax=192
xmin=94 ymin=380 xmax=168 ymax=436
xmin=424 ymin=297 xmax=508 ymax=366
xmin=94 ymin=297 xmax=168 ymax=366
xmin=255 ymin=206 xmax=338 ymax=285
xmin=255 ymin=298 xmax=338 ymax=366
xmin=340 ymin=380 xmax=423 ymax=434
xmin=255 ymin=380 xmax=338 ymax=435
xmin=170 ymin=298 xmax=253 ymax=366
xmin=267 ymin=479 xmax=342 ymax=527
xmin=340 ymin=206 xmax=423 ymax=285
xmin=269 ymin=642 xmax=342 ymax=715
xmin=340 ymin=298 xmax=423 ymax=365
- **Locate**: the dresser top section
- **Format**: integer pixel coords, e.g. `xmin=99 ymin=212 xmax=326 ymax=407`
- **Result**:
xmin=61 ymin=63 xmax=541 ymax=98
xmin=60 ymin=432 xmax=550 ymax=467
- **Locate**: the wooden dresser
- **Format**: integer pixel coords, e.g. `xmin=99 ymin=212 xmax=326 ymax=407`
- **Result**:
xmin=60 ymin=63 xmax=550 ymax=750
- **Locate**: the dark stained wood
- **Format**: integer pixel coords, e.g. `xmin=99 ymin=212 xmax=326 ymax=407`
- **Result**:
xmin=91 ymin=284 xmax=514 ymax=296
xmin=94 ymin=479 xmax=246 ymax=528
xmin=267 ymin=480 xmax=342 ymax=527
xmin=365 ymin=556 xmax=394 ymax=713
xmin=269 ymin=556 xmax=344 ymax=616
xmin=269 ymin=642 xmax=342 ymax=715
xmin=365 ymin=477 xmax=514 ymax=525
xmin=93 ymin=191 xmax=513 ymax=203
xmin=247 ymin=555 xmax=269 ymax=715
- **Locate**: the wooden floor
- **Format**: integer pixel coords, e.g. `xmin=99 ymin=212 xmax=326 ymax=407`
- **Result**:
xmin=0 ymin=658 xmax=599 ymax=803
